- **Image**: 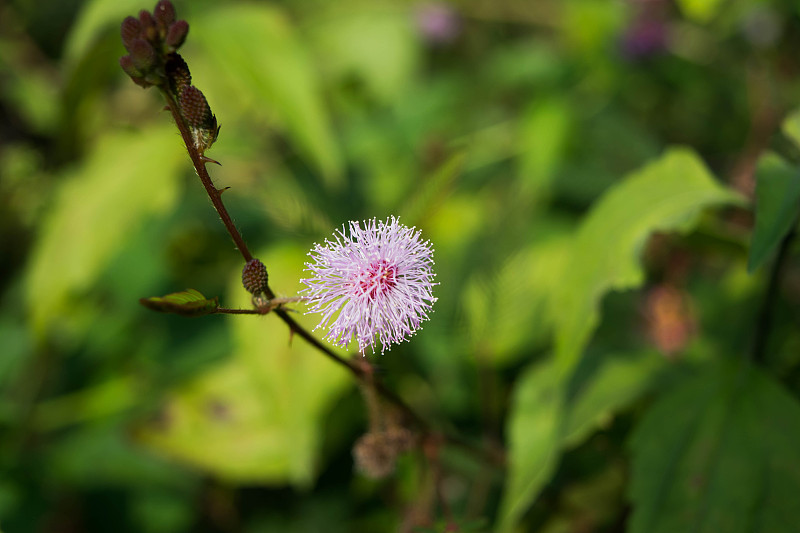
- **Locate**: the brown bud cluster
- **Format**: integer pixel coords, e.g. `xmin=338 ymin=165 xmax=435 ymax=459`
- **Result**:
xmin=119 ymin=1 xmax=219 ymax=152
xmin=119 ymin=1 xmax=189 ymax=88
xmin=241 ymin=259 xmax=269 ymax=295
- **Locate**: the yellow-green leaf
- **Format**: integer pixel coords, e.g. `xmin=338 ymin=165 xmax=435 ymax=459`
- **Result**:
xmin=191 ymin=5 xmax=342 ymax=186
xmin=25 ymin=125 xmax=185 ymax=336
xmin=138 ymin=244 xmax=351 ymax=486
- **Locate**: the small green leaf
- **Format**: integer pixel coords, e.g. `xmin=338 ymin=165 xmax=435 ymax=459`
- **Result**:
xmin=554 ymin=148 xmax=743 ymax=379
xmin=747 ymin=153 xmax=800 ymax=272
xmin=139 ymin=289 xmax=219 ymax=316
xmin=628 ymin=362 xmax=800 ymax=533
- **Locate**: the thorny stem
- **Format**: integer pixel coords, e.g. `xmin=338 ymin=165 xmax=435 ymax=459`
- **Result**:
xmin=159 ymin=89 xmax=503 ymax=470
xmin=161 ymin=90 xmax=253 ymax=263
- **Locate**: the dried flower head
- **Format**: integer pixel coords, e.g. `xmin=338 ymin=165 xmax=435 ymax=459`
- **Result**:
xmin=301 ymin=217 xmax=437 ymax=355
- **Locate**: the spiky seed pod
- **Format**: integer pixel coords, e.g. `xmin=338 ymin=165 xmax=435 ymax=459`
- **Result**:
xmin=353 ymin=433 xmax=397 ymax=479
xmin=165 ymin=20 xmax=189 ymax=51
xmin=165 ymin=53 xmax=191 ymax=97
xmin=121 ymin=16 xmax=142 ymax=50
xmin=153 ymin=0 xmax=176 ymax=32
xmin=242 ymin=259 xmax=269 ymax=295
xmin=129 ymin=38 xmax=157 ymax=72
xmin=179 ymin=85 xmax=219 ymax=152
xmin=179 ymin=85 xmax=211 ymax=127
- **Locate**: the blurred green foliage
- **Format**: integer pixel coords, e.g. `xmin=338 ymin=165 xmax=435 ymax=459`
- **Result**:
xmin=3 ymin=0 xmax=800 ymax=531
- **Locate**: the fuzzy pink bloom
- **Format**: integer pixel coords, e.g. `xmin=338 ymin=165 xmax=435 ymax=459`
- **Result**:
xmin=301 ymin=217 xmax=437 ymax=355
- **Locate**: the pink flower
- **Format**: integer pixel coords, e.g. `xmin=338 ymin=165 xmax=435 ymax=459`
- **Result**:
xmin=301 ymin=217 xmax=437 ymax=355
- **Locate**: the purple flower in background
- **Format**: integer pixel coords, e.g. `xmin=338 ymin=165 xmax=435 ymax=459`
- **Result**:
xmin=301 ymin=217 xmax=437 ymax=355
xmin=415 ymin=2 xmax=461 ymax=45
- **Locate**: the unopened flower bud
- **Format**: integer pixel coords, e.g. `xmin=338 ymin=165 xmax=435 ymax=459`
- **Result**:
xmin=129 ymin=38 xmax=157 ymax=72
xmin=179 ymin=85 xmax=210 ymax=127
xmin=165 ymin=20 xmax=189 ymax=51
xmin=165 ymin=52 xmax=191 ymax=96
xmin=120 ymin=55 xmax=151 ymax=87
xmin=242 ymin=259 xmax=268 ymax=295
xmin=121 ymin=16 xmax=142 ymax=49
xmin=153 ymin=0 xmax=176 ymax=32
xmin=139 ymin=10 xmax=158 ymax=42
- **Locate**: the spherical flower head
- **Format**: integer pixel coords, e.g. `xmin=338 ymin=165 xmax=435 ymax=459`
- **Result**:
xmin=301 ymin=217 xmax=437 ymax=355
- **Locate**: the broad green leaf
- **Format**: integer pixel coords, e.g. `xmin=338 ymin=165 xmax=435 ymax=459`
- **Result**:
xmin=140 ymin=289 xmax=219 ymax=316
xmin=25 ymin=125 xmax=184 ymax=336
xmin=138 ymin=244 xmax=351 ymax=486
xmin=500 ymin=148 xmax=741 ymax=531
xmin=516 ymin=96 xmax=571 ymax=203
xmin=564 ymin=350 xmax=666 ymax=447
xmin=676 ymin=0 xmax=725 ymax=23
xmin=33 ymin=377 xmax=139 ymax=431
xmin=554 ymin=148 xmax=743 ymax=379
xmin=747 ymin=153 xmax=800 ymax=272
xmin=461 ymin=230 xmax=570 ymax=366
xmin=782 ymin=108 xmax=800 ymax=149
xmin=499 ymin=350 xmax=666 ymax=531
xmin=307 ymin=4 xmax=419 ymax=104
xmin=192 ymin=5 xmax=342 ymax=186
xmin=399 ymin=152 xmax=466 ymax=226
xmin=500 ymin=361 xmax=562 ymax=532
xmin=628 ymin=362 xmax=800 ymax=533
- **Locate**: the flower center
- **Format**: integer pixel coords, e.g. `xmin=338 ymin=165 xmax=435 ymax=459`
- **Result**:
xmin=354 ymin=259 xmax=397 ymax=300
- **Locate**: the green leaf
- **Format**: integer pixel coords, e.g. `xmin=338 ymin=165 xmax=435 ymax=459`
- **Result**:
xmin=461 ymin=228 xmax=570 ymax=366
xmin=554 ymin=148 xmax=743 ymax=379
xmin=747 ymin=153 xmax=800 ymax=272
xmin=62 ymin=0 xmax=145 ymax=71
xmin=139 ymin=289 xmax=219 ymax=316
xmin=25 ymin=125 xmax=185 ymax=336
xmin=499 ymin=148 xmax=742 ymax=531
xmin=499 ymin=350 xmax=667 ymax=531
xmin=307 ymin=4 xmax=419 ymax=104
xmin=564 ymin=350 xmax=666 ymax=447
xmin=628 ymin=362 xmax=800 ymax=533
xmin=516 ymin=96 xmax=571 ymax=203
xmin=399 ymin=152 xmax=466 ymax=226
xmin=500 ymin=361 xmax=562 ymax=532
xmin=192 ymin=5 xmax=342 ymax=186
xmin=781 ymin=108 xmax=800 ymax=149
xmin=676 ymin=0 xmax=725 ymax=23
xmin=138 ymin=244 xmax=351 ymax=486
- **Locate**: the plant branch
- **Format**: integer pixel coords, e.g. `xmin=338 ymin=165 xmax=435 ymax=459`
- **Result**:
xmin=160 ymin=90 xmax=253 ymax=263
xmin=159 ymin=88 xmax=502 ymax=471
